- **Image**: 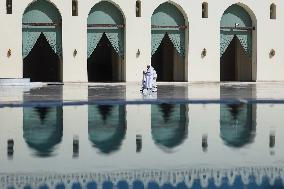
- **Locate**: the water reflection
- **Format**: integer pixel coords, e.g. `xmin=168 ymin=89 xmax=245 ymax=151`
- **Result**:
xmin=88 ymin=105 xmax=126 ymax=154
xmin=23 ymin=107 xmax=63 ymax=157
xmin=151 ymin=104 xmax=188 ymax=151
xmin=220 ymin=104 xmax=256 ymax=147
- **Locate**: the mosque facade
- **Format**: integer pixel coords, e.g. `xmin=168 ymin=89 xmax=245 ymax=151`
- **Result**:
xmin=0 ymin=0 xmax=282 ymax=82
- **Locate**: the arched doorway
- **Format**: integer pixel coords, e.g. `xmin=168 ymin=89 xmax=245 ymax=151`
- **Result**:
xmin=22 ymin=0 xmax=62 ymax=82
xmin=151 ymin=2 xmax=187 ymax=81
xmin=87 ymin=1 xmax=125 ymax=82
xmin=220 ymin=4 xmax=256 ymax=81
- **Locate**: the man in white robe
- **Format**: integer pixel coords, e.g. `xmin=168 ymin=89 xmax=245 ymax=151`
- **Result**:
xmin=141 ymin=65 xmax=158 ymax=93
xmin=141 ymin=70 xmax=147 ymax=91
xmin=145 ymin=65 xmax=154 ymax=90
xmin=152 ymin=68 xmax=157 ymax=92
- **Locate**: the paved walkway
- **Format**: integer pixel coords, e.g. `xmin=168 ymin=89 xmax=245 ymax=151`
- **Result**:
xmin=1 ymin=82 xmax=284 ymax=107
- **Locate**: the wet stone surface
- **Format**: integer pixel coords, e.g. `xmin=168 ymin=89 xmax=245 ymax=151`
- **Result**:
xmin=1 ymin=82 xmax=284 ymax=107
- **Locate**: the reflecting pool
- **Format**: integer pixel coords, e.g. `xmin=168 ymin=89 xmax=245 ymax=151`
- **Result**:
xmin=0 ymin=103 xmax=284 ymax=189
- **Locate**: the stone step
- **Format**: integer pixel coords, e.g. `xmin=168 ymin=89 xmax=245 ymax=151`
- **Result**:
xmin=0 ymin=78 xmax=30 ymax=85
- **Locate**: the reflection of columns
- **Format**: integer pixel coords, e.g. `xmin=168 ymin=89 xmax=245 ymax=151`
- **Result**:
xmin=202 ymin=134 xmax=208 ymax=152
xmin=136 ymin=134 xmax=142 ymax=153
xmin=269 ymin=132 xmax=275 ymax=148
xmin=62 ymin=105 xmax=88 ymax=161
xmin=0 ymin=107 xmax=23 ymax=163
xmin=269 ymin=131 xmax=275 ymax=156
xmin=126 ymin=105 xmax=151 ymax=155
xmin=7 ymin=139 xmax=14 ymax=159
xmin=73 ymin=135 xmax=79 ymax=158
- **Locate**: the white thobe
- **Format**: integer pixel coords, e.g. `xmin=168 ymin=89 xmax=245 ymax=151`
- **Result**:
xmin=146 ymin=67 xmax=154 ymax=89
xmin=142 ymin=71 xmax=147 ymax=89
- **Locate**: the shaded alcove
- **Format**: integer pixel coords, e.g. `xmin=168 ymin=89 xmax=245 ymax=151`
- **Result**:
xmin=22 ymin=0 xmax=63 ymax=82
xmin=88 ymin=105 xmax=126 ymax=154
xmin=23 ymin=33 xmax=61 ymax=82
xmin=152 ymin=34 xmax=175 ymax=81
xmin=220 ymin=4 xmax=255 ymax=82
xmin=220 ymin=35 xmax=252 ymax=81
xmin=151 ymin=2 xmax=187 ymax=81
xmin=220 ymin=103 xmax=256 ymax=147
xmin=23 ymin=107 xmax=63 ymax=157
xmin=151 ymin=104 xmax=188 ymax=151
xmin=87 ymin=33 xmax=120 ymax=82
xmin=87 ymin=1 xmax=125 ymax=82
xmin=270 ymin=3 xmax=276 ymax=19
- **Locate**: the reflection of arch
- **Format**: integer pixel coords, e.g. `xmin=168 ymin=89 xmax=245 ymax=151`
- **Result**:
xmin=87 ymin=1 xmax=125 ymax=82
xmin=151 ymin=104 xmax=188 ymax=151
xmin=23 ymin=107 xmax=63 ymax=157
xmin=88 ymin=105 xmax=126 ymax=154
xmin=151 ymin=2 xmax=187 ymax=81
xmin=22 ymin=0 xmax=63 ymax=82
xmin=220 ymin=104 xmax=256 ymax=147
xmin=220 ymin=3 xmax=257 ymax=81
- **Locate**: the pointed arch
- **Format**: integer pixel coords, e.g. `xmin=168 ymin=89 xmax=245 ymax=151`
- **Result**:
xmin=220 ymin=3 xmax=257 ymax=81
xmin=22 ymin=0 xmax=62 ymax=58
xmin=151 ymin=2 xmax=186 ymax=56
xmin=22 ymin=0 xmax=63 ymax=82
xmin=87 ymin=1 xmax=125 ymax=82
xmin=220 ymin=4 xmax=252 ymax=56
xmin=151 ymin=2 xmax=188 ymax=81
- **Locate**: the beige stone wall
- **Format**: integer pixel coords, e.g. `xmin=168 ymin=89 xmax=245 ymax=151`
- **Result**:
xmin=0 ymin=0 xmax=282 ymax=82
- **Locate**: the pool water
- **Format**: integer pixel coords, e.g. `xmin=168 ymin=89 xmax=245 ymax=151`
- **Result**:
xmin=0 ymin=103 xmax=284 ymax=189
